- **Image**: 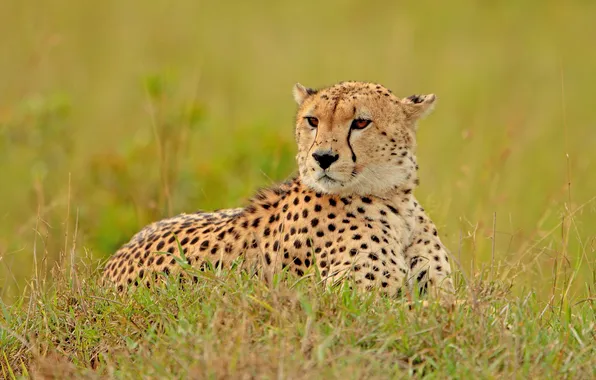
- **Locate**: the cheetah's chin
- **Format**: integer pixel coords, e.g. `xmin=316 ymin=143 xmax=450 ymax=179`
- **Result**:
xmin=318 ymin=173 xmax=340 ymax=183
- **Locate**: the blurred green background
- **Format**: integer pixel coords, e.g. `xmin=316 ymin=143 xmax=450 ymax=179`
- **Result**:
xmin=0 ymin=0 xmax=594 ymax=302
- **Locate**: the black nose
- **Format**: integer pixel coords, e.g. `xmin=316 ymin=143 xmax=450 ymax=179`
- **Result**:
xmin=312 ymin=151 xmax=339 ymax=170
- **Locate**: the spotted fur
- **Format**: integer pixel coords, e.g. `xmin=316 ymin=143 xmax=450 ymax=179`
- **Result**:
xmin=102 ymin=81 xmax=455 ymax=304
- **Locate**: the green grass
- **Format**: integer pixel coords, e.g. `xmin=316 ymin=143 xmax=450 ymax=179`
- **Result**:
xmin=0 ymin=0 xmax=595 ymax=377
xmin=1 ymin=265 xmax=594 ymax=378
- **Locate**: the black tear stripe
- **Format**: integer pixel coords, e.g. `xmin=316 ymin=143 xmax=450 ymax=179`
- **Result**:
xmin=347 ymin=127 xmax=357 ymax=162
xmin=308 ymin=126 xmax=319 ymax=158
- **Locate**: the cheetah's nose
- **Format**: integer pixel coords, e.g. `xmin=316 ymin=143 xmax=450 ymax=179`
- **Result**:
xmin=312 ymin=151 xmax=339 ymax=170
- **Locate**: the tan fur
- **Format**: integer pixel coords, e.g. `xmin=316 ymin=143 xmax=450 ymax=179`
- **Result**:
xmin=102 ymin=81 xmax=455 ymax=305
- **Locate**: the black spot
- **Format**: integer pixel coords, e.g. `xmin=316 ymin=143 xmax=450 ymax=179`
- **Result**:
xmin=200 ymin=240 xmax=210 ymax=251
xmin=314 ymin=204 xmax=322 ymax=212
xmin=156 ymin=256 xmax=164 ymax=266
xmin=263 ymin=227 xmax=271 ymax=237
xmin=302 ymin=210 xmax=309 ymax=218
xmin=387 ymin=205 xmax=399 ymax=215
xmin=361 ymin=197 xmax=372 ymax=204
xmin=416 ymin=270 xmax=427 ymax=282
xmin=293 ymin=257 xmax=303 ymax=266
xmin=329 ymin=198 xmax=337 ymax=206
xmin=316 ymin=230 xmax=325 ymax=237
xmin=328 ymin=224 xmax=336 ymax=232
xmin=156 ymin=241 xmax=165 ymax=250
xmin=311 ymin=218 xmax=319 ymax=227
xmin=265 ymin=253 xmax=272 ymax=265
xmin=371 ymin=235 xmax=380 ymax=243
xmin=357 ymin=207 xmax=365 ymax=214
xmin=352 ymin=234 xmax=362 ymax=240
xmin=349 ymin=248 xmax=358 ymax=257
xmin=304 ymin=195 xmax=311 ymax=202
xmin=365 ymin=273 xmax=375 ymax=281
xmin=328 ymin=213 xmax=336 ymax=219
xmin=294 ymin=240 xmax=302 ymax=249
xmin=410 ymin=256 xmax=420 ymax=269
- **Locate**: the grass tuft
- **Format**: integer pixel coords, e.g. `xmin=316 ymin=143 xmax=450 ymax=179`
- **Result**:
xmin=1 ymin=262 xmax=594 ymax=378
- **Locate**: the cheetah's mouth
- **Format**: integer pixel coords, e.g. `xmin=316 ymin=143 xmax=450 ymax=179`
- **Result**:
xmin=318 ymin=173 xmax=341 ymax=184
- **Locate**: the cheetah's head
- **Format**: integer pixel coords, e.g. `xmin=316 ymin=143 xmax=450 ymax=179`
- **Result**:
xmin=293 ymin=81 xmax=436 ymax=197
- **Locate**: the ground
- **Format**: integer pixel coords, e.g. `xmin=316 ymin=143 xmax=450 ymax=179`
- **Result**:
xmin=1 ymin=267 xmax=594 ymax=378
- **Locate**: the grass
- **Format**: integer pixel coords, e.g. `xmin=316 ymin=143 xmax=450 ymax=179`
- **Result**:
xmin=0 ymin=0 xmax=595 ymax=377
xmin=1 ymin=264 xmax=594 ymax=378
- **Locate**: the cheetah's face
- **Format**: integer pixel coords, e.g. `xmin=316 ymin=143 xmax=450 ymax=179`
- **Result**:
xmin=293 ymin=81 xmax=436 ymax=196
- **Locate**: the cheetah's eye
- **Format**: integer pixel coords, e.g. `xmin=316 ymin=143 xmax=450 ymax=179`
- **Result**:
xmin=305 ymin=117 xmax=319 ymax=128
xmin=351 ymin=119 xmax=372 ymax=130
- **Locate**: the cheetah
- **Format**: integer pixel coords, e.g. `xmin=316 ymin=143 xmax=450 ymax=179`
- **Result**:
xmin=102 ymin=81 xmax=456 ymax=304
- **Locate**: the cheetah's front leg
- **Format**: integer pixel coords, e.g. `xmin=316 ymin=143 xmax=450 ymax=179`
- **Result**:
xmin=404 ymin=198 xmax=455 ymax=306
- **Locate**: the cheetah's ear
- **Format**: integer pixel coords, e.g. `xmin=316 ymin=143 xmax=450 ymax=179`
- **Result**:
xmin=293 ymin=83 xmax=317 ymax=105
xmin=401 ymin=93 xmax=437 ymax=121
